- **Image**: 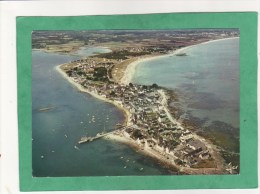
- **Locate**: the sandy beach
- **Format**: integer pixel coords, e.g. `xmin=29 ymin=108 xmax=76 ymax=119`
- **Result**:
xmin=119 ymin=46 xmax=195 ymax=85
xmin=120 ymin=55 xmax=161 ymax=85
xmin=104 ymin=132 xmax=226 ymax=175
xmin=120 ymin=37 xmax=239 ymax=85
xmin=104 ymin=133 xmax=181 ymax=173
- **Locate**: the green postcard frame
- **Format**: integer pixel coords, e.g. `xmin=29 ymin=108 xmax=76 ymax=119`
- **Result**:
xmin=17 ymin=12 xmax=258 ymax=191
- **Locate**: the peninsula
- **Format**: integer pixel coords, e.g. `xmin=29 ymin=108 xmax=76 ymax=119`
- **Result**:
xmin=33 ymin=30 xmax=239 ymax=175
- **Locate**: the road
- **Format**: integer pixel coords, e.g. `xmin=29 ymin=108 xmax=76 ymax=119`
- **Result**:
xmin=158 ymin=89 xmax=182 ymax=128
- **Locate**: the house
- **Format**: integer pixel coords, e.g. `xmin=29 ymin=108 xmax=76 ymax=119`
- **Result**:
xmin=186 ymin=139 xmax=206 ymax=151
xmin=158 ymin=114 xmax=167 ymax=123
xmin=199 ymin=151 xmax=210 ymax=160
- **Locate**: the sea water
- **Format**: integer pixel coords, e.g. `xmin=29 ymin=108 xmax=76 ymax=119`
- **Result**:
xmin=132 ymin=38 xmax=239 ymax=129
xmin=32 ymin=48 xmax=171 ymax=177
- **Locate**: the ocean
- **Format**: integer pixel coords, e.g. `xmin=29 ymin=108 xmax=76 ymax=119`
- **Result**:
xmin=131 ymin=38 xmax=240 ymax=163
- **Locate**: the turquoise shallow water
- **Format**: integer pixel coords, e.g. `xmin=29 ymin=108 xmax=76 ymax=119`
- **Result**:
xmin=131 ymin=38 xmax=239 ymax=129
xmin=32 ymin=48 xmax=172 ymax=177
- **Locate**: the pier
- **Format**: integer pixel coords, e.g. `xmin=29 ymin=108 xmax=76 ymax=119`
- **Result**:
xmin=78 ymin=125 xmax=135 ymax=144
xmin=78 ymin=130 xmax=117 ymax=144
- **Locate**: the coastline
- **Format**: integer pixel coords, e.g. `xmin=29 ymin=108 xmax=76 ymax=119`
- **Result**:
xmin=54 ymin=36 xmax=237 ymax=174
xmin=119 ymin=54 xmax=161 ymax=85
xmin=104 ymin=131 xmax=226 ymax=175
xmin=103 ymin=133 xmax=181 ymax=173
xmin=56 ymin=64 xmax=188 ymax=174
xmin=112 ymin=37 xmax=236 ymax=174
xmin=56 ymin=64 xmax=182 ymax=173
xmin=55 ymin=64 xmax=131 ymax=126
xmin=199 ymin=36 xmax=239 ymax=46
xmin=56 ymin=63 xmax=227 ymax=175
xmin=120 ymin=36 xmax=239 ymax=85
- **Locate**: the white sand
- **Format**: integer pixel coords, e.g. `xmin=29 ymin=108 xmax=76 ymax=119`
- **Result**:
xmin=104 ymin=132 xmax=226 ymax=174
xmin=120 ymin=37 xmax=239 ymax=85
xmin=104 ymin=133 xmax=180 ymax=169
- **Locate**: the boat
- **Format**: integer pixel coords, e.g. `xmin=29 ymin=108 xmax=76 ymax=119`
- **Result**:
xmin=38 ymin=106 xmax=56 ymax=112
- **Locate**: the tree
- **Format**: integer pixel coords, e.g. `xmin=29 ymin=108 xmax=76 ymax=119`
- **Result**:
xmin=151 ymin=83 xmax=159 ymax=88
xmin=93 ymin=67 xmax=107 ymax=78
xmin=131 ymin=129 xmax=143 ymax=139
xmin=142 ymin=85 xmax=148 ymax=89
xmin=110 ymin=91 xmax=116 ymax=96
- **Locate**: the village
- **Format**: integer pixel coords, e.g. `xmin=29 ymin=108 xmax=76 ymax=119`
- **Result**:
xmin=60 ymin=48 xmax=216 ymax=169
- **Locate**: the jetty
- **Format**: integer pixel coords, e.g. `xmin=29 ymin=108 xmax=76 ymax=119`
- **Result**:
xmin=78 ymin=131 xmax=116 ymax=144
xmin=78 ymin=126 xmax=132 ymax=144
